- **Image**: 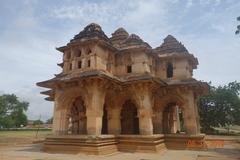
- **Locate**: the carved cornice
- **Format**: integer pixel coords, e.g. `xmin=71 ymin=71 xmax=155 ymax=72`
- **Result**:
xmin=155 ymin=35 xmax=188 ymax=54
xmin=71 ymin=23 xmax=110 ymax=43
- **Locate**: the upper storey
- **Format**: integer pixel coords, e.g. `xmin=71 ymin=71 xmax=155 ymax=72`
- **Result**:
xmin=154 ymin=35 xmax=198 ymax=80
xmin=55 ymin=23 xmax=198 ymax=81
xmin=71 ymin=23 xmax=109 ymax=42
xmin=56 ymin=23 xmax=116 ymax=75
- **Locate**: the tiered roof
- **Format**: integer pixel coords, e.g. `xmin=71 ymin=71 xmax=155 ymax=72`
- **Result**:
xmin=120 ymin=34 xmax=151 ymax=49
xmin=110 ymin=27 xmax=129 ymax=47
xmin=110 ymin=28 xmax=151 ymax=49
xmin=155 ymin=35 xmax=188 ymax=54
xmin=70 ymin=23 xmax=110 ymax=43
xmin=36 ymin=23 xmax=209 ymax=101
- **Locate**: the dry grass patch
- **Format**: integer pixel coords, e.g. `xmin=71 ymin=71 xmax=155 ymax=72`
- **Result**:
xmin=0 ymin=130 xmax=51 ymax=146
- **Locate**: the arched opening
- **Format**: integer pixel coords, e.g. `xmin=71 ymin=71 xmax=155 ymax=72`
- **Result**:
xmin=101 ymin=105 xmax=108 ymax=134
xmin=87 ymin=59 xmax=91 ymax=67
xmin=77 ymin=49 xmax=82 ymax=57
xmin=127 ymin=65 xmax=132 ymax=73
xmin=121 ymin=100 xmax=139 ymax=134
xmin=87 ymin=48 xmax=92 ymax=55
xmin=78 ymin=61 xmax=82 ymax=69
xmin=162 ymin=102 xmax=184 ymax=134
xmin=166 ymin=62 xmax=173 ymax=78
xmin=178 ymin=107 xmax=185 ymax=133
xmin=66 ymin=52 xmax=71 ymax=60
xmin=68 ymin=97 xmax=87 ymax=134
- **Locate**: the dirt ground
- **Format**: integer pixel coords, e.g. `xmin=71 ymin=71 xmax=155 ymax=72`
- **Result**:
xmin=0 ymin=131 xmax=239 ymax=160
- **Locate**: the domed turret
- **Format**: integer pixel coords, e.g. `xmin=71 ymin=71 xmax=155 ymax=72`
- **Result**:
xmin=71 ymin=23 xmax=110 ymax=42
xmin=112 ymin=27 xmax=129 ymax=38
xmin=155 ymin=35 xmax=188 ymax=54
xmin=110 ymin=27 xmax=129 ymax=47
xmin=121 ymin=34 xmax=151 ymax=49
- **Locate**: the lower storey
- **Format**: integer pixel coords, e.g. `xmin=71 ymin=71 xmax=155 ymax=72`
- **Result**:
xmin=43 ymin=134 xmax=206 ymax=155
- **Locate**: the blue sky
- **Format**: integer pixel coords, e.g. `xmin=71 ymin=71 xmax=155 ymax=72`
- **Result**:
xmin=0 ymin=0 xmax=239 ymax=120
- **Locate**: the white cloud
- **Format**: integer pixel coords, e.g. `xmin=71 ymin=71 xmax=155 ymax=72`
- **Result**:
xmin=50 ymin=0 xmax=170 ymax=46
xmin=0 ymin=0 xmax=240 ymax=121
xmin=16 ymin=87 xmax=54 ymax=121
xmin=186 ymin=0 xmax=193 ymax=8
xmin=0 ymin=1 xmax=61 ymax=121
xmin=199 ymin=0 xmax=224 ymax=6
xmin=50 ymin=0 xmax=129 ymax=24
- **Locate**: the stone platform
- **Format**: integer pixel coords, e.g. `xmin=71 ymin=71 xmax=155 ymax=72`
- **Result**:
xmin=165 ymin=134 xmax=207 ymax=150
xmin=43 ymin=134 xmax=206 ymax=155
xmin=43 ymin=135 xmax=118 ymax=155
xmin=117 ymin=135 xmax=166 ymax=153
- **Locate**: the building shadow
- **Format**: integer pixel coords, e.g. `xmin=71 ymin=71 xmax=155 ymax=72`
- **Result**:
xmin=16 ymin=143 xmax=44 ymax=153
xmin=207 ymin=147 xmax=240 ymax=158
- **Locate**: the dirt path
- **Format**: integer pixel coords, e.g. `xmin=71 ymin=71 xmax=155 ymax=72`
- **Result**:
xmin=0 ymin=141 xmax=239 ymax=160
xmin=0 ymin=133 xmax=239 ymax=160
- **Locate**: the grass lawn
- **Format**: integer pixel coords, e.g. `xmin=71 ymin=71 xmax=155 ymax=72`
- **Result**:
xmin=213 ymin=125 xmax=240 ymax=135
xmin=0 ymin=130 xmax=51 ymax=136
xmin=0 ymin=130 xmax=52 ymax=145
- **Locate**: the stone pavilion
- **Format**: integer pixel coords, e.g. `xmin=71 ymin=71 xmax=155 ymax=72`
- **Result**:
xmin=37 ymin=23 xmax=208 ymax=154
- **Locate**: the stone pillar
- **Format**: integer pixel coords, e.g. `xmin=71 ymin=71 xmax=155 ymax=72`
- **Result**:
xmin=169 ymin=107 xmax=175 ymax=133
xmin=52 ymin=102 xmax=61 ymax=135
xmin=93 ymin=54 xmax=97 ymax=69
xmin=52 ymin=108 xmax=68 ymax=135
xmin=176 ymin=106 xmax=181 ymax=132
xmin=86 ymin=110 xmax=103 ymax=135
xmin=172 ymin=106 xmax=181 ymax=133
xmin=52 ymin=90 xmax=68 ymax=135
xmin=59 ymin=109 xmax=69 ymax=135
xmin=152 ymin=111 xmax=163 ymax=134
xmin=63 ymin=61 xmax=69 ymax=73
xmin=132 ymin=82 xmax=154 ymax=135
xmin=183 ymin=111 xmax=197 ymax=134
xmin=194 ymin=98 xmax=201 ymax=134
xmin=108 ymin=108 xmax=121 ymax=134
xmin=138 ymin=108 xmax=153 ymax=135
xmin=85 ymin=79 xmax=107 ymax=135
xmin=183 ymin=93 xmax=198 ymax=135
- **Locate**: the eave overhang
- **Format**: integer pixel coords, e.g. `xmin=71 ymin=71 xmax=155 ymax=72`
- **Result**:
xmin=40 ymin=90 xmax=54 ymax=96
xmin=165 ymin=79 xmax=209 ymax=95
xmin=56 ymin=38 xmax=118 ymax=53
xmin=45 ymin=97 xmax=54 ymax=101
xmin=157 ymin=52 xmax=198 ymax=69
xmin=37 ymin=71 xmax=168 ymax=90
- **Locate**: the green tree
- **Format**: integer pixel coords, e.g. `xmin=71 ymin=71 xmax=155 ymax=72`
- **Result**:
xmin=198 ymin=81 xmax=240 ymax=133
xmin=46 ymin=117 xmax=53 ymax=124
xmin=33 ymin=120 xmax=44 ymax=126
xmin=0 ymin=94 xmax=29 ymax=128
xmin=236 ymin=16 xmax=240 ymax=35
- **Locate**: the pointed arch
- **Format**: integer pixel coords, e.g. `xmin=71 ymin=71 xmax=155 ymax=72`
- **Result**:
xmin=68 ymin=96 xmax=87 ymax=134
xmin=166 ymin=62 xmax=173 ymax=78
xmin=121 ymin=99 xmax=139 ymax=134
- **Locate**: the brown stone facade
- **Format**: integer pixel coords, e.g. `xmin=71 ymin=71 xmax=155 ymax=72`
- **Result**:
xmin=37 ymin=23 xmax=208 ymax=154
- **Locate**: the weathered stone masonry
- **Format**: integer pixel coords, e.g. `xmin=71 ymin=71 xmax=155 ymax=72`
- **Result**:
xmin=37 ymin=23 xmax=208 ymax=154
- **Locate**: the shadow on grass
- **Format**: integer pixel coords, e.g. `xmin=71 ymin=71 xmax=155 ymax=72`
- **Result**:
xmin=207 ymin=147 xmax=240 ymax=158
xmin=16 ymin=144 xmax=44 ymax=153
